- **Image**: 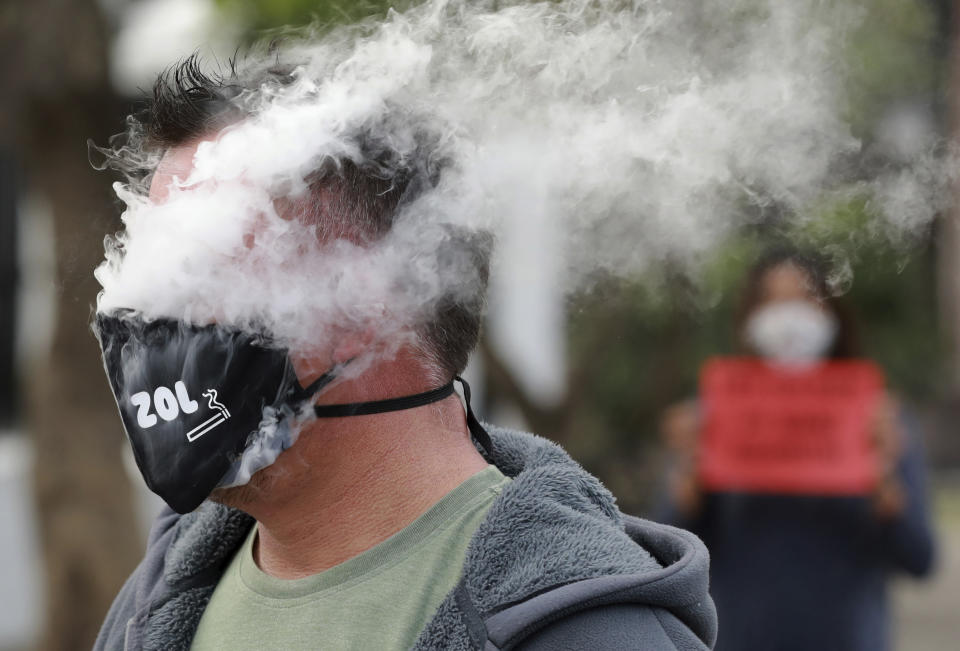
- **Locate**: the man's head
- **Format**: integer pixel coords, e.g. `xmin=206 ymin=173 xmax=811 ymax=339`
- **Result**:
xmin=137 ymin=55 xmax=490 ymax=381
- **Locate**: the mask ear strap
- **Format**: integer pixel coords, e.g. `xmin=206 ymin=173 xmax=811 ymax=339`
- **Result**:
xmin=290 ymin=358 xmax=353 ymax=404
xmin=299 ymin=370 xmax=338 ymax=398
xmin=454 ymin=375 xmax=494 ymax=457
xmin=308 ymin=374 xmax=495 ymax=457
xmin=313 ymin=383 xmax=455 ymax=417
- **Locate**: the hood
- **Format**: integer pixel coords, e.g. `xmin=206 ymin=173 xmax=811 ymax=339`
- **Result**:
xmin=413 ymin=426 xmax=717 ymax=650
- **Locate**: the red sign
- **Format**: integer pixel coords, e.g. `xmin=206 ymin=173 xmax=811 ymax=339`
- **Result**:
xmin=698 ymin=357 xmax=883 ymax=495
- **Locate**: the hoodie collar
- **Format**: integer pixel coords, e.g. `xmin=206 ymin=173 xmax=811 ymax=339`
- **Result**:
xmin=459 ymin=426 xmax=662 ymax=615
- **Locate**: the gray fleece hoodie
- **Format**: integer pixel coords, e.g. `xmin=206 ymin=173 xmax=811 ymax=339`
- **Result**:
xmin=95 ymin=427 xmax=717 ymax=650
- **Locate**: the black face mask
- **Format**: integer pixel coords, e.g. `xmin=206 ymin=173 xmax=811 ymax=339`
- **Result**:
xmin=93 ymin=312 xmax=492 ymax=514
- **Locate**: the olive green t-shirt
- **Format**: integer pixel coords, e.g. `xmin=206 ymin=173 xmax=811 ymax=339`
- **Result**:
xmin=189 ymin=465 xmax=508 ymax=651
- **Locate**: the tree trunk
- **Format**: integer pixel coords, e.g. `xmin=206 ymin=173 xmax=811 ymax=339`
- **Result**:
xmin=1 ymin=1 xmax=142 ymax=649
xmin=25 ymin=92 xmax=142 ymax=651
xmin=940 ymin=0 xmax=960 ymax=395
xmin=0 ymin=148 xmax=17 ymax=427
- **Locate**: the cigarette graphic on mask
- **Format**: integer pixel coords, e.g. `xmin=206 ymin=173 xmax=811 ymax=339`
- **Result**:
xmin=185 ymin=389 xmax=232 ymax=442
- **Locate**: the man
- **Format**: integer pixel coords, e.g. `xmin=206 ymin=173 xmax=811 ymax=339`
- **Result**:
xmin=93 ymin=58 xmax=717 ymax=650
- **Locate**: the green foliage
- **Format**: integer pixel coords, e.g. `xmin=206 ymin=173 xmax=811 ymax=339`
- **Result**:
xmin=844 ymin=0 xmax=942 ymax=136
xmin=213 ymin=0 xmax=408 ymax=35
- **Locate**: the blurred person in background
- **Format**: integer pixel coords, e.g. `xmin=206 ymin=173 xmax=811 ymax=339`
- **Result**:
xmin=660 ymin=248 xmax=935 ymax=651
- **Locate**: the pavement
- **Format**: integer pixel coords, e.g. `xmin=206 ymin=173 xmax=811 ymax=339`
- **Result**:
xmin=895 ymin=474 xmax=960 ymax=650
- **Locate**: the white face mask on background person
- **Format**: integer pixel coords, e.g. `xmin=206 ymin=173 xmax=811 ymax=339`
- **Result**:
xmin=745 ymin=300 xmax=839 ymax=365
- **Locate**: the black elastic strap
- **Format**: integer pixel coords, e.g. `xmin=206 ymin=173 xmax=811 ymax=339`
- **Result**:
xmin=297 ymin=369 xmax=338 ymax=401
xmin=311 ymin=375 xmax=494 ymax=456
xmin=455 ymin=375 xmax=495 ymax=457
xmin=291 ymin=358 xmax=351 ymax=404
xmin=313 ymin=382 xmax=455 ymax=417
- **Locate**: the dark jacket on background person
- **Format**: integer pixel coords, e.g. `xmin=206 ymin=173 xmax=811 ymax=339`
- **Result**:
xmin=95 ymin=426 xmax=717 ymax=650
xmin=661 ymin=414 xmax=935 ymax=651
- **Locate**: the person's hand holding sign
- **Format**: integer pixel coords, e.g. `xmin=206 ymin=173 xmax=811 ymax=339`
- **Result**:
xmin=871 ymin=392 xmax=907 ymax=520
xmin=660 ymin=400 xmax=702 ymax=518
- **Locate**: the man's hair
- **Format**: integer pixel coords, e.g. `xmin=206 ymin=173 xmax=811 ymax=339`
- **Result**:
xmin=137 ymin=55 xmax=490 ymax=378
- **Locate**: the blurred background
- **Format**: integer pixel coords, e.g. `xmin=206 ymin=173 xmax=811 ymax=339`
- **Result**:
xmin=1 ymin=0 xmax=959 ymax=649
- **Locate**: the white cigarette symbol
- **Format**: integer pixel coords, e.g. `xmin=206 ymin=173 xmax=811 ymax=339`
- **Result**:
xmin=184 ymin=389 xmax=231 ymax=442
xmin=203 ymin=389 xmax=231 ymax=418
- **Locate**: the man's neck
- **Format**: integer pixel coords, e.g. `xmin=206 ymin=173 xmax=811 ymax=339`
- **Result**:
xmin=227 ymin=368 xmax=489 ymax=580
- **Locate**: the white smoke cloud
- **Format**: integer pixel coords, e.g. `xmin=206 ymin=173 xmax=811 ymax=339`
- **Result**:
xmin=94 ymin=0 xmax=945 ymax=356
